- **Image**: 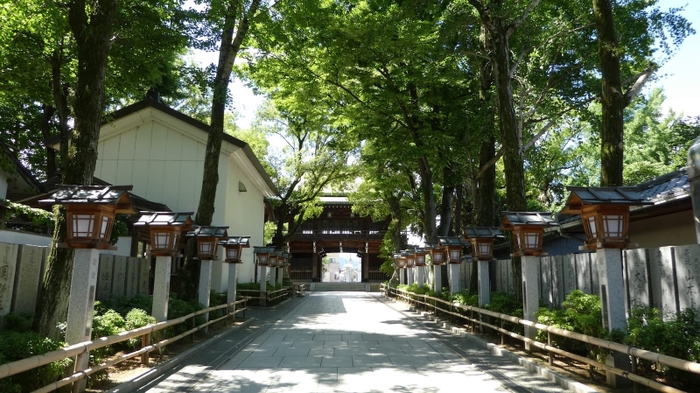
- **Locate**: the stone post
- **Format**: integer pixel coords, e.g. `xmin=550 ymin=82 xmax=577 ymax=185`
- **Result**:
xmin=433 ymin=266 xmax=442 ymax=293
xmin=259 ymin=265 xmax=268 ymax=306
xmin=521 ymin=255 xmax=540 ymax=350
xmin=227 ymin=263 xmax=238 ymax=318
xmin=152 ymin=256 xmax=171 ymax=322
xmin=198 ymin=260 xmax=212 ymax=330
xmin=0 ymin=243 xmax=19 ymax=320
xmin=688 ymin=136 xmax=700 ymax=242
xmin=277 ymin=267 xmax=284 ymax=287
xmin=406 ymin=267 xmax=413 ymax=286
xmin=597 ymin=248 xmax=632 ymax=387
xmin=415 ymin=266 xmax=425 ymax=287
xmin=66 ymin=248 xmax=101 ymax=393
xmin=449 ymin=263 xmax=462 ymax=294
xmin=399 ymin=268 xmax=405 ymax=285
xmin=478 ymin=259 xmax=491 ymax=307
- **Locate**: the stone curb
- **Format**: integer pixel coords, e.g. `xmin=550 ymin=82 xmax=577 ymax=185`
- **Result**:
xmin=106 ymin=317 xmax=257 ymax=393
xmin=409 ymin=308 xmax=600 ymax=393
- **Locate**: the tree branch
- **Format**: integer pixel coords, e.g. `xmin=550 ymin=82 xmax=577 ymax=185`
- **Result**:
xmin=507 ymin=0 xmax=542 ymax=38
xmin=623 ymin=64 xmax=657 ymax=107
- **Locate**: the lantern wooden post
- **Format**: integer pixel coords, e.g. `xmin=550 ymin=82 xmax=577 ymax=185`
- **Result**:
xmin=135 ymin=212 xmax=193 ymax=322
xmin=220 ymin=236 xmax=250 ymax=317
xmin=465 ymin=228 xmax=504 ymax=307
xmin=40 ymin=185 xmax=134 ymax=393
xmin=562 ymin=186 xmax=651 ymax=387
xmin=500 ymin=212 xmax=558 ymax=350
xmin=187 ymin=226 xmax=228 ymax=327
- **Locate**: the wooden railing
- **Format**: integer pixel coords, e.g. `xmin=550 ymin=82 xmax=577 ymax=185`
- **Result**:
xmin=0 ymin=298 xmax=249 ymax=393
xmin=237 ymin=287 xmax=294 ymax=305
xmin=381 ymin=285 xmax=700 ymax=393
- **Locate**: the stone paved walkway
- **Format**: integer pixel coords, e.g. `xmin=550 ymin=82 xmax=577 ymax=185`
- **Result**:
xmin=138 ymin=292 xmax=584 ymax=393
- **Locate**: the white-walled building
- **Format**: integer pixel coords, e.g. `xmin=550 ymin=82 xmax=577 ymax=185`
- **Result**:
xmin=93 ymin=97 xmax=277 ymax=286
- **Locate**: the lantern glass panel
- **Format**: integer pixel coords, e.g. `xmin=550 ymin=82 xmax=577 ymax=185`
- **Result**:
xmin=269 ymin=255 xmax=278 ymax=267
xmin=258 ymin=254 xmax=269 ymax=265
xmin=226 ymin=247 xmax=239 ymax=261
xmin=154 ymin=232 xmax=171 ymax=249
xmin=100 ymin=216 xmax=111 ymax=238
xmin=72 ymin=213 xmax=95 ymax=238
xmin=524 ymin=232 xmax=540 ymax=249
xmin=587 ymin=216 xmax=598 ymax=238
xmin=603 ymin=214 xmax=624 ymax=238
xmin=449 ymin=249 xmax=461 ymax=261
xmin=199 ymin=240 xmax=213 ymax=256
xmin=477 ymin=242 xmax=491 ymax=256
xmin=433 ymin=250 xmax=444 ymax=263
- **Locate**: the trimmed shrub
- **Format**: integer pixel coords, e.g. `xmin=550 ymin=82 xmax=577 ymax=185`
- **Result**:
xmin=0 ymin=331 xmax=72 ymax=392
xmin=125 ymin=308 xmax=156 ymax=349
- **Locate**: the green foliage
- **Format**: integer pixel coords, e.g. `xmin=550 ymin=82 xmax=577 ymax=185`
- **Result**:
xmin=0 ymin=331 xmax=72 ymax=392
xmin=483 ymin=292 xmax=523 ymax=318
xmin=92 ymin=309 xmax=127 ymax=339
xmin=535 ymin=290 xmax=604 ymax=357
xmin=4 ymin=201 xmax=55 ymax=232
xmin=96 ymin=294 xmax=153 ymax=316
xmin=452 ymin=291 xmax=479 ymax=306
xmin=124 ymin=309 xmax=156 ymax=349
xmin=626 ymin=307 xmax=700 ymax=386
xmin=2 ymin=312 xmax=34 ymax=332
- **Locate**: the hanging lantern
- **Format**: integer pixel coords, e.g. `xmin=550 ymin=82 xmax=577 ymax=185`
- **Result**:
xmin=187 ymin=226 xmax=228 ymax=260
xmin=500 ymin=212 xmax=558 ymax=257
xmin=405 ymin=251 xmax=416 ymax=268
xmin=394 ymin=253 xmax=406 ymax=269
xmin=464 ymin=227 xmax=504 ymax=262
xmin=561 ymin=186 xmax=652 ymax=250
xmin=40 ymin=185 xmax=134 ymax=249
xmin=135 ymin=212 xmax=194 ymax=257
xmin=268 ymin=251 xmax=279 ymax=268
xmin=220 ymin=236 xmax=251 ymax=263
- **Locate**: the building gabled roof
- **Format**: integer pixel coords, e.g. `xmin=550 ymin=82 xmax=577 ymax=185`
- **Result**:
xmin=0 ymin=140 xmax=44 ymax=199
xmin=104 ymin=97 xmax=278 ymax=196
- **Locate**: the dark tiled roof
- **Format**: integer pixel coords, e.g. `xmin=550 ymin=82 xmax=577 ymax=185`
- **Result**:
xmin=0 ymin=139 xmax=44 ymax=196
xmin=134 ymin=211 xmax=193 ymax=227
xmin=39 ymin=185 xmax=135 ymax=214
xmin=500 ymin=211 xmax=558 ymax=228
xmin=637 ymin=167 xmax=690 ymax=203
xmin=464 ymin=227 xmax=504 ymax=239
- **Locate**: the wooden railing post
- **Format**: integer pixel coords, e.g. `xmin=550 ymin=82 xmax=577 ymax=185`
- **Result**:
xmin=547 ymin=331 xmax=553 ymax=366
xmin=141 ymin=334 xmax=150 ymax=365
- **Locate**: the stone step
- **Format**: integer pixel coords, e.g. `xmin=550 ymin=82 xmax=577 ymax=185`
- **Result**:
xmin=310 ymin=282 xmax=370 ymax=292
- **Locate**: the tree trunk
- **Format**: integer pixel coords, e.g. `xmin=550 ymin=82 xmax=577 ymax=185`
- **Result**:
xmin=40 ymin=105 xmax=58 ymax=179
xmin=593 ymin=0 xmax=625 ymax=187
xmin=488 ymin=16 xmax=527 ymax=300
xmin=51 ymin=49 xmax=71 ymax=176
xmin=418 ymin=155 xmax=438 ymax=244
xmin=33 ymin=0 xmax=118 ymax=339
xmin=182 ymin=0 xmax=261 ymax=299
xmin=438 ymin=164 xmax=455 ymax=237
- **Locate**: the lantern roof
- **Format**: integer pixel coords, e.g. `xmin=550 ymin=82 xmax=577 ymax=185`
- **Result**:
xmin=39 ymin=185 xmax=135 ymax=213
xmin=500 ymin=212 xmax=558 ymax=230
xmin=561 ymin=186 xmax=653 ymax=214
xmin=220 ymin=236 xmax=251 ymax=247
xmin=464 ymin=227 xmax=504 ymax=239
xmin=437 ymin=236 xmax=468 ymax=246
xmin=134 ymin=211 xmax=193 ymax=228
xmin=254 ymin=246 xmax=276 ymax=253
xmin=187 ymin=226 xmax=229 ymax=239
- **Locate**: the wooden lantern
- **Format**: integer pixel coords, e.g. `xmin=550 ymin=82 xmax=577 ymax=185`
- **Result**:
xmin=464 ymin=227 xmax=504 ymax=261
xmin=268 ymin=251 xmax=279 ymax=268
xmin=561 ymin=187 xmax=651 ymax=250
xmin=414 ymin=249 xmax=426 ymax=267
xmin=500 ymin=212 xmax=558 ymax=257
xmin=39 ymin=185 xmax=134 ymax=249
xmin=405 ymin=252 xmax=416 ymax=268
xmin=254 ymin=246 xmax=275 ymax=266
xmin=397 ymin=254 xmax=407 ymax=268
xmin=188 ymin=226 xmax=228 ymax=260
xmin=220 ymin=236 xmax=251 ymax=263
xmin=428 ymin=245 xmax=446 ymax=265
xmin=438 ymin=237 xmax=466 ymax=264
xmin=135 ymin=212 xmax=193 ymax=257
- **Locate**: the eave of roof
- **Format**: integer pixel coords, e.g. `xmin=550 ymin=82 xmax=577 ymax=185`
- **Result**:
xmin=0 ymin=140 xmax=44 ymax=195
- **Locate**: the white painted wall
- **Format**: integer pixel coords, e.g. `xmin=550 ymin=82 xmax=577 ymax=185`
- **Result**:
xmin=96 ymin=106 xmax=271 ymax=290
xmin=0 ymin=230 xmax=52 ymax=247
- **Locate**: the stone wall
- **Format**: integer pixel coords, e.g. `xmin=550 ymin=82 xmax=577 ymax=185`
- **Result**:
xmin=0 ymin=242 xmax=150 ymax=324
xmin=462 ymin=244 xmax=700 ymax=320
